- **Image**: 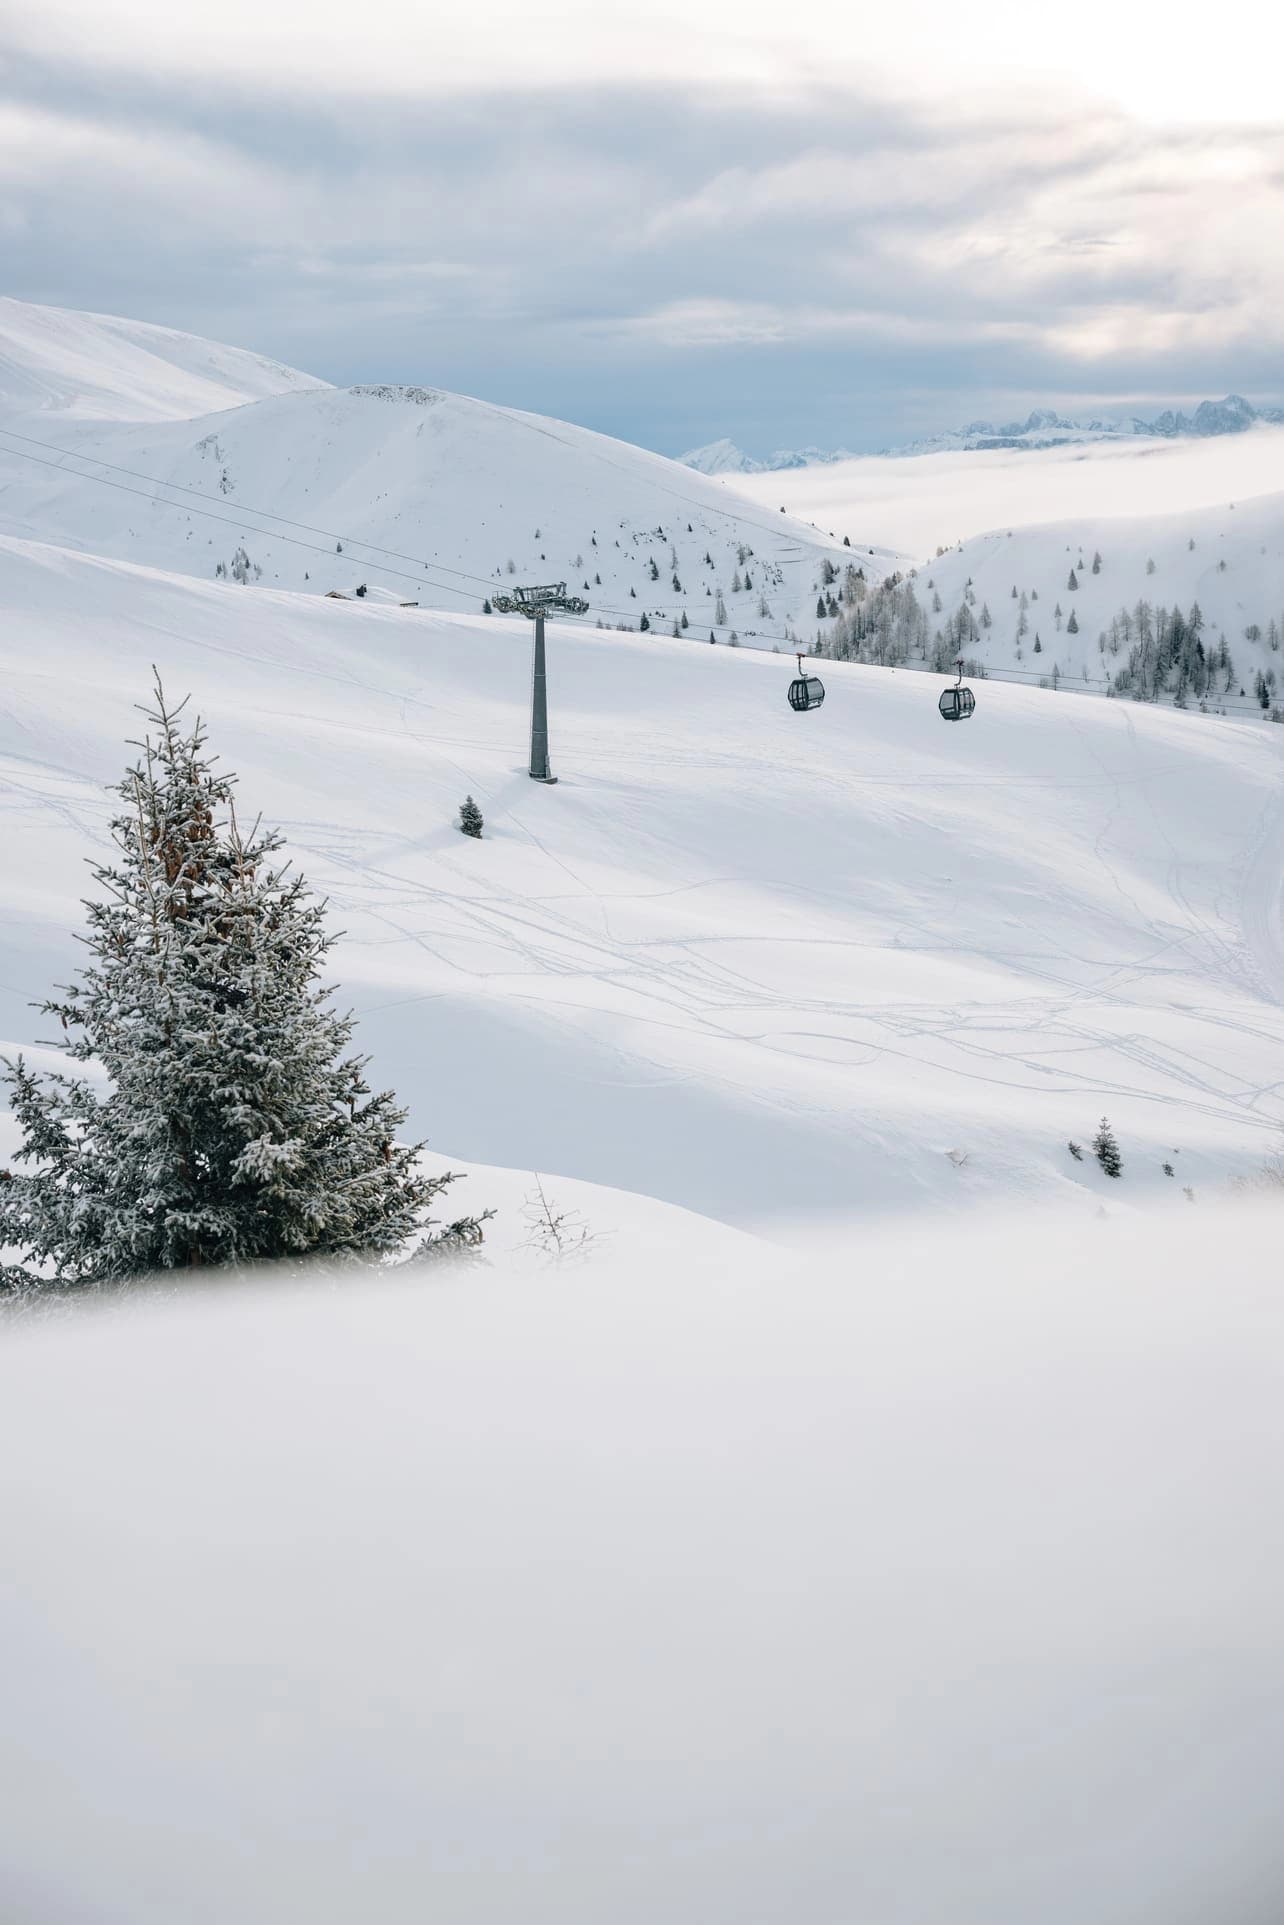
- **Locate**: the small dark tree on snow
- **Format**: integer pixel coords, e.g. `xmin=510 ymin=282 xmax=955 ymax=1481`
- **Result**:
xmin=458 ymin=795 xmax=484 ymax=839
xmin=1067 ymin=568 xmax=1078 ymax=590
xmin=482 ymin=598 xmax=492 ymax=614
xmin=639 ymin=613 xmax=650 ymax=632
xmin=1067 ymin=609 xmax=1079 ymax=634
xmin=0 ymin=681 xmax=487 ymax=1290
xmin=1092 ymin=551 xmax=1102 ymax=574
xmin=1093 ymin=1117 xmax=1122 ymax=1178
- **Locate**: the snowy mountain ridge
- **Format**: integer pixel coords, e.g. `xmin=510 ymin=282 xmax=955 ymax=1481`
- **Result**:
xmin=679 ymin=437 xmax=858 ymax=475
xmin=0 ymin=300 xmax=886 ymax=646
xmin=0 ymin=295 xmax=327 ymax=425
xmin=681 ymin=394 xmax=1284 ymax=472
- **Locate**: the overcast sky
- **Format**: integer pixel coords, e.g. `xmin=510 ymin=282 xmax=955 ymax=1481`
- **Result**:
xmin=3 ymin=0 xmax=1282 ymax=453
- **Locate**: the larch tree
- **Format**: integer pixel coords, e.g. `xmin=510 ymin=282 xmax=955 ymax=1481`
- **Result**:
xmin=1 ymin=680 xmax=487 ymax=1290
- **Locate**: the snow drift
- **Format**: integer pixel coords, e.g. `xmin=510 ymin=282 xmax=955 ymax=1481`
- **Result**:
xmin=2 ymin=1207 xmax=1283 ymax=1924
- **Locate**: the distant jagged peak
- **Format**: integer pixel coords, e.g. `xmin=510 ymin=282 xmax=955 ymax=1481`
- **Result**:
xmin=681 ymin=393 xmax=1284 ymax=471
xmin=680 ymin=436 xmax=856 ymax=475
xmin=678 ymin=437 xmax=763 ymax=475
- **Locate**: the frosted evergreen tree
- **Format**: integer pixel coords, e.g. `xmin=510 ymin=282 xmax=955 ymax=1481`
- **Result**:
xmin=1092 ymin=1117 xmax=1122 ymax=1178
xmin=458 ymin=795 xmax=484 ymax=838
xmin=1 ymin=681 xmax=487 ymax=1289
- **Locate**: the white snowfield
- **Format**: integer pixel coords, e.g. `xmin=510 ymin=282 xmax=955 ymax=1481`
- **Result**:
xmin=3 ymin=1211 xmax=1283 ymax=1925
xmin=3 ymin=533 xmax=1283 ymax=1229
xmin=0 ymin=295 xmax=327 ymax=425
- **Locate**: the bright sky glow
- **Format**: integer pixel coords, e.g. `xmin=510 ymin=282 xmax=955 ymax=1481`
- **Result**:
xmin=13 ymin=0 xmax=1284 ymax=123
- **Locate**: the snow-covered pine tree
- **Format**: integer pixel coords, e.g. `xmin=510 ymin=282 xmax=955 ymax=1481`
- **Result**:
xmin=1092 ymin=1117 xmax=1122 ymax=1178
xmin=458 ymin=795 xmax=484 ymax=838
xmin=1 ymin=681 xmax=487 ymax=1289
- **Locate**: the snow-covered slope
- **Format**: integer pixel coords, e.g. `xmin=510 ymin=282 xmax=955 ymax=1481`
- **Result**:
xmin=916 ymin=490 xmax=1284 ymax=713
xmin=0 ymin=382 xmax=878 ymax=640
xmin=4 ymin=534 xmax=1282 ymax=1229
xmin=0 ymin=296 xmax=327 ymax=425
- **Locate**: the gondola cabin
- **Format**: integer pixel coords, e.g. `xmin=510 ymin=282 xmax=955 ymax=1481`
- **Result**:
xmin=938 ymin=685 xmax=975 ymax=722
xmin=787 ymin=655 xmax=825 ymax=712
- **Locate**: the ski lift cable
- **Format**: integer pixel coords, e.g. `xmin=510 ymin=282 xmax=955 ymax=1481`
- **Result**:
xmin=0 ymin=431 xmax=1270 ymax=714
xmin=0 ymin=423 xmax=849 ymax=609
xmin=0 ymin=428 xmax=811 ymax=646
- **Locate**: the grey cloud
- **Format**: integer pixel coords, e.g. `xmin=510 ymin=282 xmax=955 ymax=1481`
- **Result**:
xmin=2 ymin=48 xmax=1281 ymax=453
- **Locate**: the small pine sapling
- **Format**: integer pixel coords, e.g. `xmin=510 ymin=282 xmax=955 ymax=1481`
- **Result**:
xmin=458 ymin=795 xmax=484 ymax=839
xmin=1092 ymin=1117 xmax=1122 ymax=1178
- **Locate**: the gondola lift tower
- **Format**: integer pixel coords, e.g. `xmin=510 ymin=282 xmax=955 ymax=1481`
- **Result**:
xmin=493 ymin=581 xmax=588 ymax=783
